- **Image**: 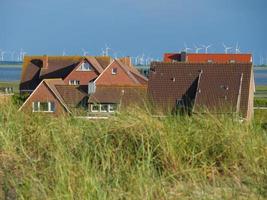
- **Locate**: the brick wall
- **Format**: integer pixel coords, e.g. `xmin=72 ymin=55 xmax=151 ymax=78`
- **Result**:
xmin=96 ymin=61 xmax=138 ymax=86
xmin=20 ymin=82 xmax=67 ymax=116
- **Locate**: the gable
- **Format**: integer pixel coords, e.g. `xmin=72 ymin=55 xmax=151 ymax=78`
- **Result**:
xmin=63 ymin=59 xmax=100 ymax=86
xmin=76 ymin=60 xmax=95 ymax=72
xmin=95 ymin=60 xmax=140 ymax=86
xmin=19 ymin=81 xmax=68 ymax=115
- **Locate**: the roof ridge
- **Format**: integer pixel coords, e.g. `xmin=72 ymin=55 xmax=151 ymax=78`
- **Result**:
xmin=115 ymin=59 xmax=140 ymax=84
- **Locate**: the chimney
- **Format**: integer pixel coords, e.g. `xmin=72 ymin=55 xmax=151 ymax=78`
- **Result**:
xmin=119 ymin=56 xmax=132 ymax=66
xmin=43 ymin=55 xmax=48 ymax=69
xmin=180 ymin=52 xmax=187 ymax=62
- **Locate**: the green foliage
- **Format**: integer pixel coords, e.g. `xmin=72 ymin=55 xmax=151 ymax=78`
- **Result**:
xmin=0 ymin=101 xmax=267 ymax=199
xmin=254 ymin=98 xmax=267 ymax=107
xmin=11 ymin=92 xmax=29 ymax=107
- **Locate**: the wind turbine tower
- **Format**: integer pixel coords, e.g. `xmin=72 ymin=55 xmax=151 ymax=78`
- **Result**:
xmin=235 ymin=43 xmax=241 ymax=54
xmin=82 ymin=49 xmax=89 ymax=56
xmin=183 ymin=43 xmax=191 ymax=53
xmin=222 ymin=43 xmax=232 ymax=54
xmin=194 ymin=44 xmax=203 ymax=53
xmin=0 ymin=50 xmax=6 ymax=61
xmin=202 ymin=44 xmax=212 ymax=54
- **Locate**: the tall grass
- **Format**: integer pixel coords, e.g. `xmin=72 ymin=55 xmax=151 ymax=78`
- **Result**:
xmin=0 ymin=99 xmax=267 ymax=199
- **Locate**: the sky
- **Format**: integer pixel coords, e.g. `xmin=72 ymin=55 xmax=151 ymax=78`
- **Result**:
xmin=1 ymin=0 xmax=267 ymax=64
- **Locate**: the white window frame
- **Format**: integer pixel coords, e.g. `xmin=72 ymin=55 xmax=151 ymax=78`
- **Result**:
xmin=79 ymin=62 xmax=92 ymax=71
xmin=108 ymin=104 xmax=117 ymax=112
xmin=69 ymin=80 xmax=80 ymax=85
xmin=32 ymin=101 xmax=55 ymax=113
xmin=112 ymin=68 xmax=117 ymax=75
xmin=91 ymin=104 xmax=100 ymax=112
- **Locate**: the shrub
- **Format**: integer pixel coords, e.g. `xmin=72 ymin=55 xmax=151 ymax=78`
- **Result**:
xmin=254 ymin=98 xmax=267 ymax=107
xmin=11 ymin=92 xmax=29 ymax=107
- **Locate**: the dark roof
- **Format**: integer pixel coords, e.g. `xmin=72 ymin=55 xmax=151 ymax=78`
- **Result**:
xmin=20 ymin=56 xmax=103 ymax=91
xmin=88 ymin=86 xmax=147 ymax=107
xmin=55 ymin=85 xmax=87 ymax=107
xmin=148 ymin=62 xmax=253 ymax=117
xmin=20 ymin=55 xmax=147 ymax=92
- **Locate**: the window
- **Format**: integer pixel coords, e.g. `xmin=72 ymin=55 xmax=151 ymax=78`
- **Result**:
xmin=109 ymin=104 xmax=117 ymax=112
xmin=90 ymin=104 xmax=118 ymax=113
xmin=79 ymin=62 xmax=92 ymax=71
xmin=33 ymin=102 xmax=38 ymax=112
xmin=69 ymin=80 xmax=80 ymax=85
xmin=91 ymin=104 xmax=100 ymax=112
xmin=229 ymin=60 xmax=236 ymax=63
xmin=112 ymin=68 xmax=117 ymax=75
xmin=40 ymin=102 xmax=49 ymax=111
xmin=32 ymin=102 xmax=55 ymax=112
xmin=207 ymin=60 xmax=213 ymax=63
xmin=100 ymin=104 xmax=108 ymax=112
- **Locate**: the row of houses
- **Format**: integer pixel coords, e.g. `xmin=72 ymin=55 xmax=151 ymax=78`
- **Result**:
xmin=18 ymin=52 xmax=254 ymax=120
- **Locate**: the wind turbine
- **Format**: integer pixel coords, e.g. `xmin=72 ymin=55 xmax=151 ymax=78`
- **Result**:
xmin=82 ymin=49 xmax=89 ymax=56
xmin=139 ymin=54 xmax=145 ymax=65
xmin=104 ymin=44 xmax=111 ymax=56
xmin=201 ymin=44 xmax=212 ymax=54
xmin=10 ymin=51 xmax=16 ymax=61
xmin=235 ymin=43 xmax=241 ymax=54
xmin=19 ymin=49 xmax=26 ymax=61
xmin=194 ymin=44 xmax=203 ymax=53
xmin=222 ymin=43 xmax=232 ymax=54
xmin=183 ymin=43 xmax=191 ymax=53
xmin=0 ymin=50 xmax=6 ymax=61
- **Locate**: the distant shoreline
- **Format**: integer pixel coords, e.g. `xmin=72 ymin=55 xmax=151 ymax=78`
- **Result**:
xmin=254 ymin=66 xmax=267 ymax=70
xmin=0 ymin=64 xmax=22 ymax=68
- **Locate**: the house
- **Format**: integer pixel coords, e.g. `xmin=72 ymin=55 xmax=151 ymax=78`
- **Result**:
xmin=88 ymin=59 xmax=148 ymax=113
xmin=19 ymin=55 xmax=148 ymax=115
xmin=164 ymin=52 xmax=253 ymax=63
xmin=20 ymin=55 xmax=107 ymax=93
xmin=18 ymin=79 xmax=87 ymax=116
xmin=148 ymin=62 xmax=254 ymax=121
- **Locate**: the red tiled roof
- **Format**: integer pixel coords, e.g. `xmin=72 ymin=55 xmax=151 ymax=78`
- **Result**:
xmin=164 ymin=53 xmax=252 ymax=63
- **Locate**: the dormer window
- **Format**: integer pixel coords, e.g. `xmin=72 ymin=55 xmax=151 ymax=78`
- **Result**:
xmin=112 ymin=68 xmax=117 ymax=75
xmin=229 ymin=60 xmax=236 ymax=63
xmin=207 ymin=60 xmax=213 ymax=63
xmin=79 ymin=62 xmax=92 ymax=71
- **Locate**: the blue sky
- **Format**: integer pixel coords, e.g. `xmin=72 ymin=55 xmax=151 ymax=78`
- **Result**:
xmin=1 ymin=0 xmax=267 ymax=63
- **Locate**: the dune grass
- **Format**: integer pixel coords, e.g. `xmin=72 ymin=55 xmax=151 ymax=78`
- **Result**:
xmin=0 ymin=99 xmax=267 ymax=199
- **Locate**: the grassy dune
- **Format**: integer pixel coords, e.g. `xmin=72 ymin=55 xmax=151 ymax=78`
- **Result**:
xmin=0 ymin=99 xmax=267 ymax=199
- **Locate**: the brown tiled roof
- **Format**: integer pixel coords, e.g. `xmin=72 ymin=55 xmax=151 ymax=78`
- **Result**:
xmin=88 ymin=85 xmax=147 ymax=107
xmin=55 ymin=85 xmax=87 ymax=107
xmin=95 ymin=56 xmax=112 ymax=69
xmin=43 ymin=79 xmax=71 ymax=113
xmin=148 ymin=62 xmax=253 ymax=117
xmin=85 ymin=56 xmax=104 ymax=73
xmin=20 ymin=56 xmax=105 ymax=91
xmin=20 ymin=56 xmax=82 ymax=91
